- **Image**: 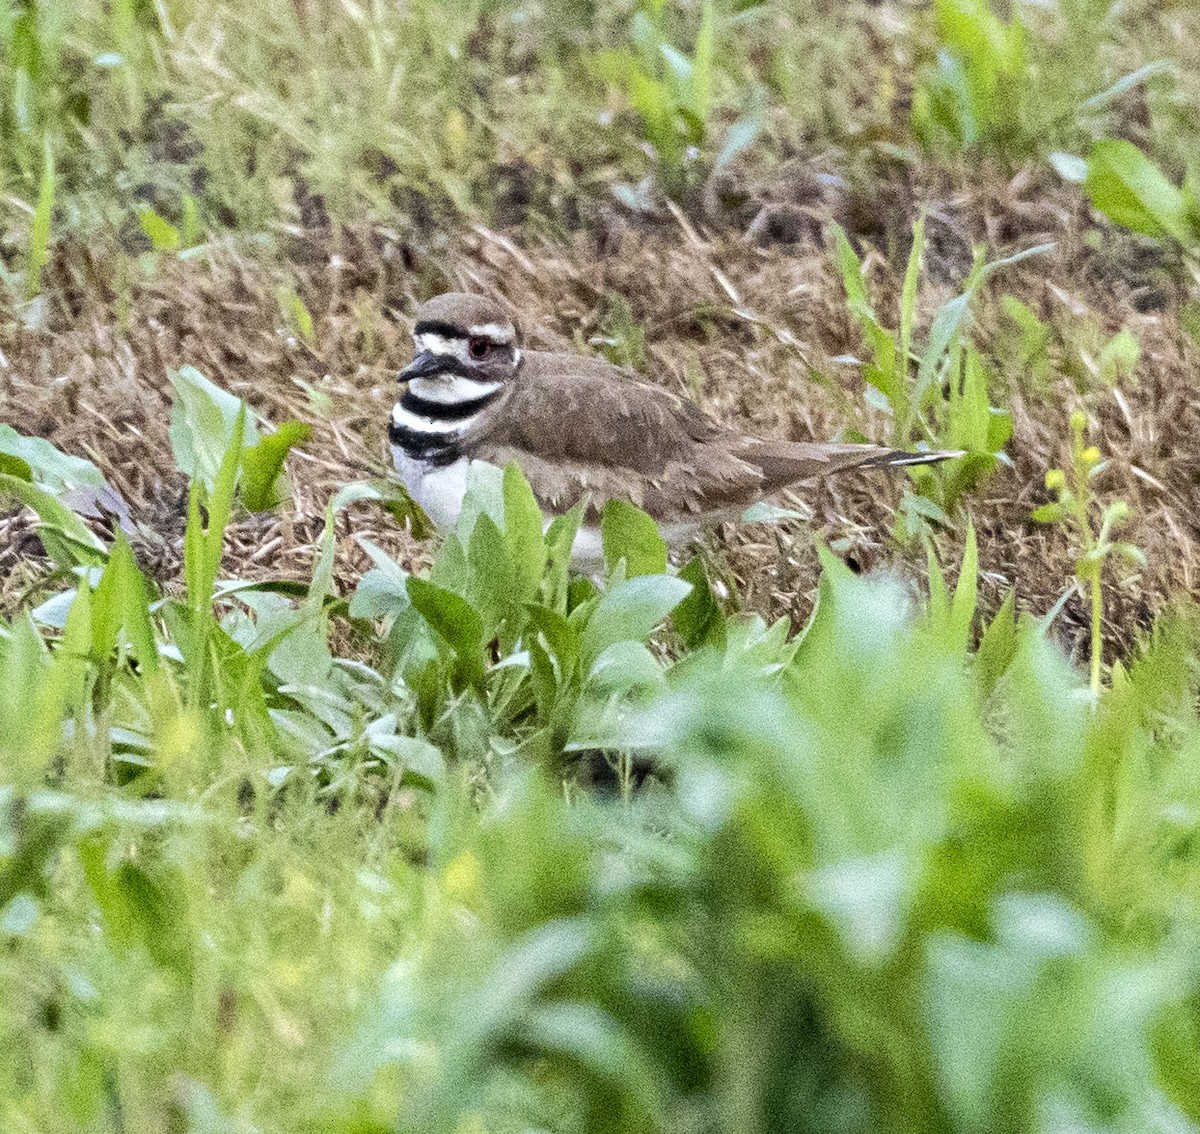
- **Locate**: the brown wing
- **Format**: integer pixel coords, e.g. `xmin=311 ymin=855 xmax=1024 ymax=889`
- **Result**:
xmin=472 ymin=350 xmax=770 ymax=519
xmin=490 ymin=351 xmax=721 ymax=471
xmin=473 ymin=350 xmax=957 ymax=520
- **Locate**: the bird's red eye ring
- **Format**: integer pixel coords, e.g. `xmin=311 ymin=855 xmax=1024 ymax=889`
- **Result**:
xmin=468 ymin=336 xmax=490 ymax=360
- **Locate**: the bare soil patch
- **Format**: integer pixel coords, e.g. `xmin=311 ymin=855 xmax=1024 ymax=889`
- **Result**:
xmin=2 ymin=182 xmax=1197 ymax=662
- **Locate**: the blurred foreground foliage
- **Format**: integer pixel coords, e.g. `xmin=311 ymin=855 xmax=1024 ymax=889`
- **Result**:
xmin=2 ymin=368 xmax=1200 ymax=1133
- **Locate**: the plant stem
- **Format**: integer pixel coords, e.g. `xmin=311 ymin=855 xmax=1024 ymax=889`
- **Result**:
xmin=1090 ymin=571 xmax=1102 ymax=697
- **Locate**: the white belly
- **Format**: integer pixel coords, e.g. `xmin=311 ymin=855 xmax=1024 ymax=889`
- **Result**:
xmin=391 ymin=451 xmax=701 ymax=567
xmin=391 ymin=448 xmax=470 ymax=531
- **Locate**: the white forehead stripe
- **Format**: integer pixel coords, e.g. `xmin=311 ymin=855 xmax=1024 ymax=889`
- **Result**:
xmin=409 ymin=375 xmax=503 ymax=404
xmin=414 ymin=332 xmax=459 ymax=355
xmin=467 ymin=322 xmax=514 ymax=342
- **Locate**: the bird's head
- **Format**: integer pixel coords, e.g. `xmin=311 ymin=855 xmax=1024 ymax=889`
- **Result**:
xmin=400 ymin=293 xmax=523 ymax=402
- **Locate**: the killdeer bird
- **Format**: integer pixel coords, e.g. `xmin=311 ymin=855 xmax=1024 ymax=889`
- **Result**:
xmin=390 ymin=292 xmax=957 ymax=562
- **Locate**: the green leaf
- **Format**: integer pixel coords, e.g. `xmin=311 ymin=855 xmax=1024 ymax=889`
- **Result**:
xmin=1084 ymin=140 xmax=1194 ymax=245
xmin=714 ymin=87 xmax=764 ymax=172
xmin=407 ymin=576 xmax=486 ymax=688
xmin=467 ymin=513 xmax=514 ymax=635
xmin=0 ymin=472 xmax=108 ymax=568
xmin=741 ymin=502 xmax=807 ymax=524
xmin=918 ymin=284 xmax=974 ymax=398
xmin=674 ymin=555 xmax=723 ymax=650
xmin=601 ymin=499 xmax=667 ymax=578
xmin=0 ymin=424 xmax=107 ymax=493
xmin=1097 ymin=328 xmax=1139 ymax=387
xmin=545 ymin=501 xmax=587 ymax=612
xmin=242 ymin=421 xmax=311 ymax=511
xmin=26 ymin=137 xmax=54 ymax=299
xmin=168 ymin=366 xmax=260 ymax=489
xmin=0 ymin=452 xmax=33 ymax=481
xmin=276 ymin=284 xmax=315 ymax=348
xmin=974 ymin=588 xmax=1017 ymax=697
xmin=503 ymin=464 xmax=546 ymax=602
xmin=138 ymin=207 xmax=181 ymax=252
xmin=948 ymin=524 xmax=978 ymax=656
xmin=586 ymin=639 xmax=665 ymax=694
xmin=900 ymin=213 xmax=925 ymax=375
xmin=688 ymin=0 xmax=716 ymax=125
xmin=180 ymin=192 xmax=201 ymax=248
xmin=832 ymin=223 xmax=873 ymax=322
xmin=349 ymin=540 xmax=410 ymax=620
xmin=456 ymin=461 xmax=505 ymax=546
xmin=109 ymin=535 xmax=160 ymax=676
xmin=0 ymin=615 xmax=66 ymax=778
xmin=1031 ymin=503 xmax=1064 ymax=524
xmin=525 ymin=604 xmax=580 ymax=684
xmin=580 ymin=574 xmax=691 ymax=668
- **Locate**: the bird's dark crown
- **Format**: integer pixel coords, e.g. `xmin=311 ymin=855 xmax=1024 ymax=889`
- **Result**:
xmin=411 ymin=292 xmax=521 ymax=346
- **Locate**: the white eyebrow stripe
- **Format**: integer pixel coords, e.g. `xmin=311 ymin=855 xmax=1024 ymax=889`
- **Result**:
xmin=391 ymin=402 xmax=479 ymax=435
xmin=467 ymin=322 xmax=513 ymax=341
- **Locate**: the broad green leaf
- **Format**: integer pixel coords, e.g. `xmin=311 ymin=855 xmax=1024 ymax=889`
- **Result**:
xmin=0 ymin=472 xmax=108 ymax=568
xmin=467 ymin=513 xmax=514 ymax=635
xmin=1085 ymin=140 xmax=1193 ymax=245
xmin=580 ymin=574 xmax=691 ymax=668
xmin=1098 ymin=329 xmax=1139 ymax=387
xmin=138 ymin=207 xmax=181 ymax=252
xmin=503 ymin=464 xmax=546 ymax=602
xmin=0 ymin=615 xmax=64 ymax=779
xmin=545 ymin=501 xmax=587 ymax=612
xmin=0 ymin=800 xmax=71 ymax=906
xmin=525 ymin=604 xmax=580 ymax=684
xmin=109 ymin=535 xmax=159 ymax=676
xmin=456 ymin=461 xmax=505 ymax=546
xmin=407 ymin=576 xmax=486 ymax=688
xmin=349 ymin=540 xmax=409 ymax=620
xmin=586 ymin=639 xmax=665 ymax=694
xmin=242 ymin=421 xmax=311 ymax=511
xmin=1031 ymin=503 xmax=1064 ymax=523
xmin=975 ymin=588 xmax=1017 ymax=698
xmin=674 ymin=555 xmax=723 ymax=650
xmin=0 ymin=452 xmax=32 ymax=481
xmin=276 ymin=285 xmax=315 ymax=347
xmin=0 ymin=424 xmax=108 ymax=492
xmin=168 ymin=366 xmax=260 ymax=488
xmin=601 ymin=499 xmax=667 ymax=578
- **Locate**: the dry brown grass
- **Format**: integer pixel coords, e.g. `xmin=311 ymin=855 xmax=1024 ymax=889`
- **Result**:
xmin=2 ymin=173 xmax=1198 ymax=662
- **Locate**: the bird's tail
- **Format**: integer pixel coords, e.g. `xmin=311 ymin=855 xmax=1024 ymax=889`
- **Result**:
xmin=859 ymin=446 xmax=966 ymax=469
xmin=740 ymin=440 xmax=963 ymax=492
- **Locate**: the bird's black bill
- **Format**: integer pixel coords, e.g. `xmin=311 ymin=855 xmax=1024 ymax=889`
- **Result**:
xmin=399 ymin=350 xmax=447 ymax=381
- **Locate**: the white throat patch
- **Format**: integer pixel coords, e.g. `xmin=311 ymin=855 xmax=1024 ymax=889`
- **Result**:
xmin=409 ymin=374 xmax=504 ymax=404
